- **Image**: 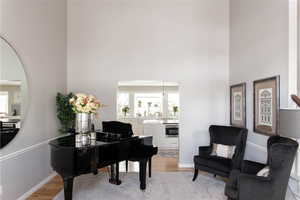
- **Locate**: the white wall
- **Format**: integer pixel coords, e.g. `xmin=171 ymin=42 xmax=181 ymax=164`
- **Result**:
xmin=0 ymin=0 xmax=67 ymax=199
xmin=230 ymin=0 xmax=289 ymax=163
xmin=68 ymin=0 xmax=230 ymax=166
xmin=298 ymin=0 xmax=300 ymax=96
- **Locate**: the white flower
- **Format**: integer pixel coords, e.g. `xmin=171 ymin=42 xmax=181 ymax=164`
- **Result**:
xmin=69 ymin=99 xmax=75 ymax=107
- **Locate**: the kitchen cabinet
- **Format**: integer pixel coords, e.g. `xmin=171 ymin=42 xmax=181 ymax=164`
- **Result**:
xmin=143 ymin=120 xmax=179 ymax=149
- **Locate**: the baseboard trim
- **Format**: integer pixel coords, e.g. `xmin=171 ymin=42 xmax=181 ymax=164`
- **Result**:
xmin=178 ymin=163 xmax=193 ymax=168
xmin=0 ymin=134 xmax=70 ymax=162
xmin=17 ymin=172 xmax=57 ymax=200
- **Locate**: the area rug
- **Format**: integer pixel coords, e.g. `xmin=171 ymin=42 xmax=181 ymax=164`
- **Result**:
xmin=54 ymin=172 xmax=226 ymax=200
xmin=54 ymin=172 xmax=294 ymax=200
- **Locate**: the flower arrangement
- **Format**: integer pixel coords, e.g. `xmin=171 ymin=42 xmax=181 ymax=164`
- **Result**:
xmin=69 ymin=93 xmax=102 ymax=113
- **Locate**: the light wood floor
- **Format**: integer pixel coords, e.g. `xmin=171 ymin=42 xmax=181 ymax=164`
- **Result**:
xmin=27 ymin=156 xmax=192 ymax=200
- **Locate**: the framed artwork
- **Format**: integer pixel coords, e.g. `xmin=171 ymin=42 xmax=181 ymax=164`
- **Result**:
xmin=230 ymin=83 xmax=246 ymax=128
xmin=253 ymin=76 xmax=280 ymax=136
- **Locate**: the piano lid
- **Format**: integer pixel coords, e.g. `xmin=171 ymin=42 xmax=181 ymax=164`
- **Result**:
xmin=49 ymin=135 xmax=112 ymax=149
xmin=49 ymin=134 xmax=141 ymax=149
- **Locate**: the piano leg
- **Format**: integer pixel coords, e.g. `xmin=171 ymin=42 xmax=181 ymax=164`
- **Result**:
xmin=63 ymin=177 xmax=74 ymax=200
xmin=109 ymin=163 xmax=122 ymax=185
xmin=92 ymin=148 xmax=99 ymax=175
xmin=93 ymin=170 xmax=98 ymax=175
xmin=125 ymin=160 xmax=128 ymax=173
xmin=139 ymin=159 xmax=147 ymax=190
xmin=109 ymin=164 xmax=115 ymax=183
xmin=115 ymin=162 xmax=122 ymax=185
xmin=148 ymin=157 xmax=152 ymax=178
xmin=110 ymin=164 xmax=115 ymax=177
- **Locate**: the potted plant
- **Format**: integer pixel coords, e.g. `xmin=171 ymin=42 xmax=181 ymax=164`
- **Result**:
xmin=173 ymin=106 xmax=179 ymax=116
xmin=138 ymin=100 xmax=142 ymax=108
xmin=122 ymin=106 xmax=130 ymax=117
xmin=56 ymin=93 xmax=76 ymax=134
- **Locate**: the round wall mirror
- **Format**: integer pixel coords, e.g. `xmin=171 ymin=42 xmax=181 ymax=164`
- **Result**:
xmin=0 ymin=36 xmax=28 ymax=149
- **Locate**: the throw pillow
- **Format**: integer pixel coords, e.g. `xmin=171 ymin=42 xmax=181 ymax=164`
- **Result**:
xmin=257 ymin=166 xmax=270 ymax=177
xmin=211 ymin=143 xmax=236 ymax=159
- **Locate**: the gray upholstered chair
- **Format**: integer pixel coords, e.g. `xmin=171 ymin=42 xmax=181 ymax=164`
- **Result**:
xmin=193 ymin=125 xmax=248 ymax=180
xmin=225 ymin=136 xmax=299 ymax=200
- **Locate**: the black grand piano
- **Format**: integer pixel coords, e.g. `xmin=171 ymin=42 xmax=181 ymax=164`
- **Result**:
xmin=49 ymin=130 xmax=155 ymax=200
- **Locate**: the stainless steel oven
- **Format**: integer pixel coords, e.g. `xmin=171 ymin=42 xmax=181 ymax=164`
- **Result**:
xmin=165 ymin=124 xmax=179 ymax=137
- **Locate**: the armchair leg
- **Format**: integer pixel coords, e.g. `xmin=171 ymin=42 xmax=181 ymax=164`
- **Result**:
xmin=192 ymin=168 xmax=199 ymax=181
xmin=214 ymin=174 xmax=216 ymax=178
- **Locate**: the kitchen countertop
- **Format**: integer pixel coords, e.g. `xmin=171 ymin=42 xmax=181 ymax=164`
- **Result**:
xmin=143 ymin=119 xmax=179 ymax=124
xmin=0 ymin=116 xmax=21 ymax=123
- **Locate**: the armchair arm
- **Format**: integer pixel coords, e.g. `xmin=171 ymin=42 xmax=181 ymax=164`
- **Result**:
xmin=198 ymin=146 xmax=212 ymax=157
xmin=238 ymin=173 xmax=272 ymax=200
xmin=242 ymin=160 xmax=266 ymax=175
xmin=232 ymin=132 xmax=247 ymax=170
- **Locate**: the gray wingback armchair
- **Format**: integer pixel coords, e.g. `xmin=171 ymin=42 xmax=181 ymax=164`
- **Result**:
xmin=225 ymin=136 xmax=299 ymax=200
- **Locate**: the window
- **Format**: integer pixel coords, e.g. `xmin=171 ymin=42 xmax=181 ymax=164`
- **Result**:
xmin=117 ymin=81 xmax=180 ymax=119
xmin=289 ymin=0 xmax=298 ymax=106
xmin=0 ymin=91 xmax=9 ymax=115
xmin=134 ymin=93 xmax=163 ymax=118
xmin=117 ymin=93 xmax=130 ymax=118
xmin=168 ymin=93 xmax=179 ymax=118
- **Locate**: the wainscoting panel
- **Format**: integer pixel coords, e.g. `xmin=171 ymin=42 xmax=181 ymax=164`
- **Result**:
xmin=1 ymin=142 xmax=53 ymax=200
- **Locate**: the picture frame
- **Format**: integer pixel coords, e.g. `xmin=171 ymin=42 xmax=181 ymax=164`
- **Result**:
xmin=230 ymin=83 xmax=246 ymax=128
xmin=253 ymin=76 xmax=280 ymax=136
